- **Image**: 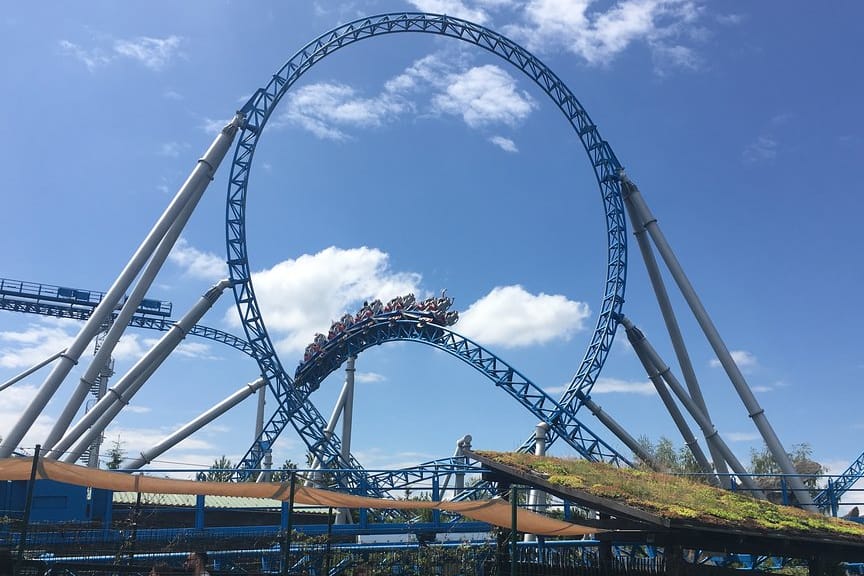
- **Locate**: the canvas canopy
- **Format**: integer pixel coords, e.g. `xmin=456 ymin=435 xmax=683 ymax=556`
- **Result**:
xmin=0 ymin=457 xmax=600 ymax=537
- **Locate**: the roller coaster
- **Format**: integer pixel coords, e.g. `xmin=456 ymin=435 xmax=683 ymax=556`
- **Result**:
xmin=0 ymin=11 xmax=860 ymax=519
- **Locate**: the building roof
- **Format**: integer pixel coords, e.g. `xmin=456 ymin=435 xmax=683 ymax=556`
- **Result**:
xmin=112 ymin=491 xmax=329 ymax=513
xmin=468 ymin=450 xmax=864 ymax=563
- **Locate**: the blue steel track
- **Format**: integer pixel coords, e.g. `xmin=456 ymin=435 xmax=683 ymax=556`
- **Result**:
xmin=227 ymin=12 xmax=628 ymax=481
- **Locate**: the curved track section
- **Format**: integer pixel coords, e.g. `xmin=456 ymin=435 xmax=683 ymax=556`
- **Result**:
xmin=227 ymin=12 xmax=628 ymax=475
xmin=246 ymin=311 xmax=632 ymax=472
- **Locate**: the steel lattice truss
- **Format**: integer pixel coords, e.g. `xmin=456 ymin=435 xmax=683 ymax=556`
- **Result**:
xmin=235 ymin=312 xmax=631 ymax=482
xmin=226 ymin=12 xmax=628 ymax=481
xmin=0 ymin=281 xmax=253 ymax=357
xmin=814 ymin=451 xmax=864 ymax=511
xmin=298 ymin=313 xmax=631 ymax=468
xmin=365 ymin=457 xmax=485 ymax=492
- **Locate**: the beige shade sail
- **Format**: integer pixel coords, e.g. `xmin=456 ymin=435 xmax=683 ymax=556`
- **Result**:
xmin=0 ymin=457 xmax=599 ymax=537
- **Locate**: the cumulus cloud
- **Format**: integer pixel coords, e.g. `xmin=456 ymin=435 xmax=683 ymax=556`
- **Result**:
xmin=277 ymin=83 xmax=412 ymax=141
xmin=490 ymin=135 xmax=518 ymax=152
xmin=407 ymin=0 xmax=492 ymax=24
xmin=279 ymin=54 xmax=532 ymax=147
xmin=505 ymin=0 xmax=703 ymax=71
xmin=230 ymin=247 xmax=423 ymax=356
xmin=59 ymin=35 xmax=183 ymax=71
xmin=201 ymin=117 xmax=233 ymax=135
xmin=0 ymin=319 xmax=77 ymax=369
xmin=111 ymin=332 xmax=160 ymax=362
xmin=457 ymin=285 xmax=590 ymax=348
xmin=168 ymin=238 xmax=227 ymax=281
xmin=709 ymin=349 xmax=757 ymax=370
xmin=431 ymin=65 xmax=536 ymax=127
xmin=0 ymin=384 xmax=56 ymax=453
xmin=590 ymin=377 xmax=655 ymax=395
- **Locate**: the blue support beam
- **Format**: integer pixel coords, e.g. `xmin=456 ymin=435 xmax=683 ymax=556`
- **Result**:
xmin=225 ymin=12 xmax=628 ymax=482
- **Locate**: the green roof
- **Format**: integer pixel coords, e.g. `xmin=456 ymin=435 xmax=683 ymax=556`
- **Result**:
xmin=474 ymin=451 xmax=864 ymax=539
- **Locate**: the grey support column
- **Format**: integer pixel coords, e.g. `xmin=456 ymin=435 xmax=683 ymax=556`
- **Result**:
xmin=621 ymin=175 xmax=729 ymax=477
xmin=0 ymin=114 xmax=244 ymax=458
xmin=123 ymin=377 xmax=266 ymax=470
xmin=51 ymin=280 xmax=233 ymax=461
xmin=620 ymin=175 xmax=813 ymax=508
xmin=621 ymin=315 xmax=763 ymax=496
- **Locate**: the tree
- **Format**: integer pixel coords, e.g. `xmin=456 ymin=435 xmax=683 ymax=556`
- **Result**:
xmin=635 ymin=435 xmax=706 ymax=477
xmin=270 ymin=459 xmax=299 ymax=482
xmin=105 ymin=435 xmax=125 ymax=470
xmin=205 ymin=455 xmax=235 ymax=482
xmin=749 ymin=443 xmax=825 ymax=495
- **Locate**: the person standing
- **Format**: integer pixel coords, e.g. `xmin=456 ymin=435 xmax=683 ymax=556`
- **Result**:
xmin=183 ymin=551 xmax=211 ymax=576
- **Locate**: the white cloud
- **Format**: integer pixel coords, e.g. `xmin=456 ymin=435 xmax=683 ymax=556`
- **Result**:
xmin=280 ymin=55 xmax=534 ymax=145
xmin=457 ymin=285 xmax=590 ymax=348
xmin=168 ymin=238 xmax=227 ymax=281
xmin=159 ymin=141 xmax=186 ymax=158
xmin=123 ymin=405 xmax=152 ymax=414
xmin=725 ymin=431 xmax=761 ymax=443
xmin=113 ymin=36 xmax=183 ymax=70
xmin=490 ymin=135 xmax=518 ymax=152
xmin=590 ymin=377 xmax=655 ymax=395
xmin=543 ymin=384 xmax=566 ymax=395
xmin=0 ymin=384 xmax=56 ymax=453
xmin=356 ymin=372 xmax=386 ymax=384
xmin=742 ymin=135 xmax=778 ymax=163
xmin=505 ymin=0 xmax=703 ymax=71
xmin=201 ymin=117 xmax=233 ymax=135
xmin=709 ymin=349 xmax=757 ymax=370
xmin=174 ymin=340 xmax=219 ymax=360
xmin=229 ymin=247 xmax=422 ymax=356
xmin=431 ymin=65 xmax=536 ymax=128
xmin=278 ymin=82 xmax=411 ymax=141
xmin=60 ymin=35 xmax=183 ymax=71
xmin=112 ymin=332 xmax=160 ymax=362
xmin=59 ymin=40 xmax=112 ymax=71
xmin=0 ymin=319 xmax=77 ymax=369
xmin=407 ymin=0 xmax=491 ymax=23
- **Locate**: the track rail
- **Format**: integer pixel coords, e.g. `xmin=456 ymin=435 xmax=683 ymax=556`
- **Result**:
xmin=235 ymin=312 xmax=631 ymax=478
xmin=227 ymin=12 xmax=628 ymax=478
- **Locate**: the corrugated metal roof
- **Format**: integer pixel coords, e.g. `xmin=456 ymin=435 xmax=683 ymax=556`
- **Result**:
xmin=112 ymin=492 xmax=329 ymax=513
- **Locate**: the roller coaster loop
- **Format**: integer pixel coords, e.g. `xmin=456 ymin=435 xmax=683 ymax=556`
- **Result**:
xmin=226 ymin=12 xmax=628 ymax=478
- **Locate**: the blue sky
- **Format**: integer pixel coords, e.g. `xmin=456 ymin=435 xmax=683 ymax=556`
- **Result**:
xmin=0 ymin=0 xmax=862 ymax=497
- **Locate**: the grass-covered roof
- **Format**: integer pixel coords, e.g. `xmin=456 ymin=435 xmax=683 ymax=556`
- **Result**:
xmin=473 ymin=451 xmax=864 ymax=540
